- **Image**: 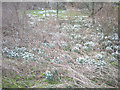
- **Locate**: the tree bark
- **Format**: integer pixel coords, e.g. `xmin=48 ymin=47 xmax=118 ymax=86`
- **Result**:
xmin=118 ymin=3 xmax=120 ymax=89
xmin=45 ymin=8 xmax=46 ymax=17
xmin=94 ymin=3 xmax=103 ymax=15
xmin=57 ymin=2 xmax=59 ymax=18
xmin=92 ymin=2 xmax=95 ymax=24
xmin=118 ymin=5 xmax=120 ymax=40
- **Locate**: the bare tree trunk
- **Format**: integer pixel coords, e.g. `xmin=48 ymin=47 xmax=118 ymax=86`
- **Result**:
xmin=84 ymin=3 xmax=91 ymax=11
xmin=57 ymin=2 xmax=59 ymax=18
xmin=118 ymin=3 xmax=120 ymax=88
xmin=45 ymin=8 xmax=46 ymax=17
xmin=92 ymin=2 xmax=95 ymax=24
xmin=118 ymin=5 xmax=120 ymax=40
xmin=94 ymin=3 xmax=103 ymax=15
xmin=14 ymin=3 xmax=20 ymax=25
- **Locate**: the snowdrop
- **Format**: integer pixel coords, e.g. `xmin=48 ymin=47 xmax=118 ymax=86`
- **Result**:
xmin=74 ymin=35 xmax=82 ymax=39
xmin=76 ymin=57 xmax=85 ymax=64
xmin=98 ymin=33 xmax=104 ymax=40
xmin=97 ymin=61 xmax=107 ymax=66
xmin=83 ymin=46 xmax=89 ymax=51
xmin=113 ymin=45 xmax=119 ymax=50
xmin=102 ymin=40 xmax=112 ymax=46
xmin=3 ymin=47 xmax=36 ymax=60
xmin=84 ymin=41 xmax=96 ymax=47
xmin=73 ymin=46 xmax=80 ymax=52
xmin=96 ymin=54 xmax=104 ymax=60
xmin=76 ymin=44 xmax=82 ymax=48
xmin=111 ymin=33 xmax=118 ymax=40
xmin=61 ymin=41 xmax=67 ymax=47
xmin=111 ymin=51 xmax=118 ymax=57
xmin=45 ymin=70 xmax=53 ymax=80
xmin=2 ymin=47 xmax=9 ymax=53
xmin=75 ymin=57 xmax=106 ymax=66
xmin=106 ymin=46 xmax=113 ymax=51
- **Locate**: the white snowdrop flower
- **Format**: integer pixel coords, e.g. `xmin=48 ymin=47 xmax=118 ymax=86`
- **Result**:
xmin=115 ymin=51 xmax=120 ymax=55
xmin=96 ymin=54 xmax=103 ymax=60
xmin=114 ymin=45 xmax=119 ymax=50
xmin=2 ymin=47 xmax=9 ymax=53
xmin=84 ymin=41 xmax=96 ymax=47
xmin=99 ymin=33 xmax=104 ymax=40
xmin=112 ymin=53 xmax=116 ymax=56
xmin=45 ymin=70 xmax=51 ymax=75
xmin=61 ymin=41 xmax=67 ymax=46
xmin=73 ymin=46 xmax=79 ymax=51
xmin=76 ymin=44 xmax=82 ymax=48
xmin=75 ymin=35 xmax=82 ymax=39
xmin=105 ymin=36 xmax=108 ymax=39
xmin=111 ymin=33 xmax=118 ymax=40
xmin=83 ymin=46 xmax=89 ymax=51
xmin=106 ymin=46 xmax=112 ymax=51
xmin=99 ymin=61 xmax=107 ymax=66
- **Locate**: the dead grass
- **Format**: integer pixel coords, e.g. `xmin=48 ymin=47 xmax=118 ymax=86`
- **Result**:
xmin=2 ymin=7 xmax=118 ymax=88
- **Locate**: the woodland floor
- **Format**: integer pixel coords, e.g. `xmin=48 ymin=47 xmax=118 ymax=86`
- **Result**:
xmin=2 ymin=9 xmax=119 ymax=88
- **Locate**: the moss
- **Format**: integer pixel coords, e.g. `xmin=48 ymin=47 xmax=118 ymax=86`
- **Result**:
xmin=65 ymin=77 xmax=73 ymax=82
xmin=65 ymin=85 xmax=72 ymax=88
xmin=3 ymin=72 xmax=37 ymax=88
xmin=47 ymin=80 xmax=61 ymax=84
xmin=110 ymin=62 xmax=118 ymax=67
xmin=39 ymin=84 xmax=47 ymax=88
xmin=26 ymin=9 xmax=88 ymax=20
xmin=106 ymin=80 xmax=116 ymax=87
xmin=91 ymin=77 xmax=105 ymax=84
xmin=41 ymin=78 xmax=61 ymax=85
xmin=3 ymin=77 xmax=24 ymax=88
xmin=64 ymin=45 xmax=71 ymax=51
